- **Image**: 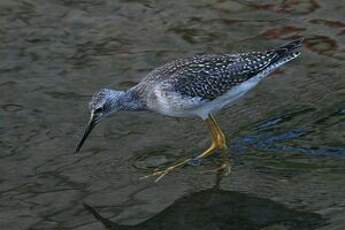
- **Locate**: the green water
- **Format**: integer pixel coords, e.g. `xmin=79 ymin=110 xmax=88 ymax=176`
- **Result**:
xmin=0 ymin=0 xmax=344 ymax=229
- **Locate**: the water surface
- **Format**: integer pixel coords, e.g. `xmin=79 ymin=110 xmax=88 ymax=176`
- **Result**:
xmin=1 ymin=0 xmax=345 ymax=229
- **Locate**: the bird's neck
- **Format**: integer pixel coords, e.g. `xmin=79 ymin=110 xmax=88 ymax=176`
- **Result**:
xmin=111 ymin=89 xmax=146 ymax=112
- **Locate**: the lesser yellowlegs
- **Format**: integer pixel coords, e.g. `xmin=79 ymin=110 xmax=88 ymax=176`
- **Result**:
xmin=76 ymin=39 xmax=303 ymax=181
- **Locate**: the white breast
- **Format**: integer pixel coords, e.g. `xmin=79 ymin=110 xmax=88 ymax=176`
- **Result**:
xmin=149 ymin=85 xmax=205 ymax=117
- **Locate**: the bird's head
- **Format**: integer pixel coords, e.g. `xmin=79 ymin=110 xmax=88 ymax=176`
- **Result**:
xmin=75 ymin=88 xmax=125 ymax=152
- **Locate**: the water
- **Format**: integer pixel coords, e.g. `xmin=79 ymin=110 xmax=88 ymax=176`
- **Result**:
xmin=1 ymin=0 xmax=344 ymax=229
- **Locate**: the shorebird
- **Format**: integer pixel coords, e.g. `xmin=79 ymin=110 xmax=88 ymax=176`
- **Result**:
xmin=76 ymin=39 xmax=303 ymax=181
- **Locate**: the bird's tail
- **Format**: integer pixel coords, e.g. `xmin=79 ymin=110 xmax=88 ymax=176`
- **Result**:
xmin=274 ymin=38 xmax=304 ymax=58
xmin=266 ymin=38 xmax=303 ymax=67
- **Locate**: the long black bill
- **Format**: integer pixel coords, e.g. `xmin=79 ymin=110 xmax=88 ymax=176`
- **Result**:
xmin=75 ymin=115 xmax=97 ymax=153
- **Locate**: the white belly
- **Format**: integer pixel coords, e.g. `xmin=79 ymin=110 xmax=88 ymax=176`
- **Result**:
xmin=193 ymin=56 xmax=294 ymax=119
xmin=193 ymin=74 xmax=263 ymax=119
xmin=148 ymin=74 xmax=262 ymax=119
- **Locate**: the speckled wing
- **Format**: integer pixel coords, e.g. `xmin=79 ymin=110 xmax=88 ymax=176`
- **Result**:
xmin=162 ymin=52 xmax=278 ymax=101
xmin=135 ymin=39 xmax=302 ymax=105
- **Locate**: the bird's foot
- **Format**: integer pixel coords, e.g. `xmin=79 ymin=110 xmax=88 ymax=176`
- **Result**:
xmin=220 ymin=159 xmax=232 ymax=176
xmin=202 ymin=159 xmax=232 ymax=176
xmin=140 ymin=158 xmax=191 ymax=182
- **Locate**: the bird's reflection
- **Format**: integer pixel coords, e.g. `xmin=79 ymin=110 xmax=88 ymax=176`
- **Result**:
xmin=84 ymin=175 xmax=326 ymax=230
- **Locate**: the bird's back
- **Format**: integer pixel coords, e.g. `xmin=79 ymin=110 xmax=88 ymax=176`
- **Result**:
xmin=134 ymin=39 xmax=303 ymax=102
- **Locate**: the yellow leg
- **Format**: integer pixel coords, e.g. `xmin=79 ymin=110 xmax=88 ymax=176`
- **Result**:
xmin=193 ymin=116 xmax=219 ymax=159
xmin=209 ymin=115 xmax=226 ymax=146
xmin=141 ymin=114 xmax=231 ymax=182
xmin=208 ymin=115 xmax=231 ymax=176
